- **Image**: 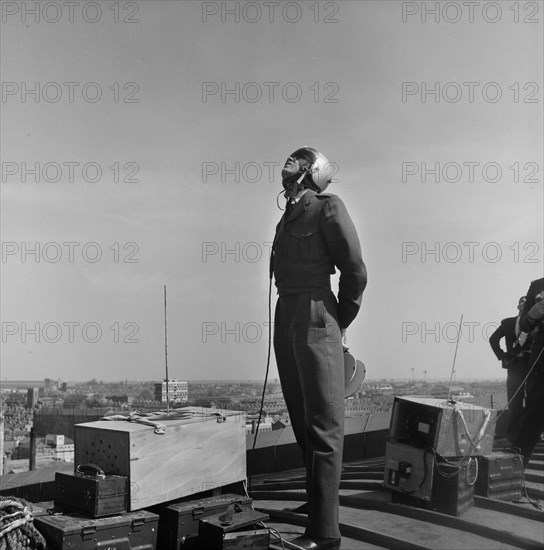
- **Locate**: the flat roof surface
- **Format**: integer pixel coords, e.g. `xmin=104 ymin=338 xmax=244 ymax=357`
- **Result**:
xmin=250 ymin=441 xmax=544 ymax=550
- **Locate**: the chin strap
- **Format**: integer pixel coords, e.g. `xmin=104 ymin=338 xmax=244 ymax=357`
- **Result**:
xmin=296 ymin=166 xmax=309 ymax=183
xmin=282 ymin=166 xmax=311 ymax=202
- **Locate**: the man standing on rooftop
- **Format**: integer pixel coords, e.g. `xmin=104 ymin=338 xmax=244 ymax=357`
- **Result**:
xmin=514 ymin=277 xmax=544 ymax=468
xmin=489 ymin=296 xmax=531 ymax=443
xmin=270 ymin=146 xmax=367 ymax=550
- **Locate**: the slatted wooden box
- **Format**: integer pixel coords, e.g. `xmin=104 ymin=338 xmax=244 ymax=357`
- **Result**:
xmin=74 ymin=408 xmax=246 ymax=511
xmin=55 ymin=470 xmax=129 ymax=517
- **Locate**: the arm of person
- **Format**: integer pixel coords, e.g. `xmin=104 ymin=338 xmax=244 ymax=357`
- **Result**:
xmin=320 ymin=195 xmax=367 ymax=329
xmin=519 ymin=280 xmax=544 ymax=333
xmin=488 ymin=323 xmax=506 ymax=360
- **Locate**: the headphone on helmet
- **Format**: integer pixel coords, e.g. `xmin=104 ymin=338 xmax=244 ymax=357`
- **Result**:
xmin=284 ymin=146 xmax=335 ymax=193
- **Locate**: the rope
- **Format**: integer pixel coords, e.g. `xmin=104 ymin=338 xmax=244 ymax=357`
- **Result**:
xmin=448 ymin=403 xmax=491 ymax=453
xmin=0 ymin=498 xmax=45 ymax=550
xmin=506 ymin=447 xmax=544 ymax=511
xmin=100 ymin=409 xmax=227 ymax=434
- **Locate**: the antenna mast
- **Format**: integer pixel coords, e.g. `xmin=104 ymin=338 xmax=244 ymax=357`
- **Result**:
xmin=164 ymin=285 xmax=169 ymax=414
xmin=447 ymin=314 xmax=463 ymax=402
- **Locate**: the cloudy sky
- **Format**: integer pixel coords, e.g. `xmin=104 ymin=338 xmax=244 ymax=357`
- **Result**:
xmin=1 ymin=0 xmax=542 ymax=383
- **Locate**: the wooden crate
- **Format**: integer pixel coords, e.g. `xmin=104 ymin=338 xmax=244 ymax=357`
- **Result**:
xmin=74 ymin=408 xmax=246 ymax=510
xmin=55 ymin=470 xmax=128 ymax=517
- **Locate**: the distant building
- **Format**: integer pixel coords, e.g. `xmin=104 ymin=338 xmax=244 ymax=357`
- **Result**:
xmin=106 ymin=395 xmax=134 ymax=406
xmin=45 ymin=434 xmax=74 ymax=462
xmin=26 ymin=388 xmax=39 ymax=409
xmin=154 ymin=379 xmax=188 ymax=404
xmin=272 ymin=419 xmax=289 ymax=430
xmin=33 ymin=407 xmax=113 ymax=440
xmin=14 ymin=434 xmax=74 ymax=463
xmin=2 ymin=406 xmax=34 ymax=439
xmin=246 ymin=419 xmax=272 ymax=434
xmin=0 ymin=413 xmax=3 ymax=475
xmin=43 ymin=378 xmax=59 ymax=393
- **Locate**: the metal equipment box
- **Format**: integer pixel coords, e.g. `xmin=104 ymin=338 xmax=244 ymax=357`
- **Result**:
xmin=198 ymin=507 xmax=270 ymax=550
xmin=384 ymin=441 xmax=435 ymax=501
xmin=475 ymin=452 xmax=523 ymax=500
xmin=150 ymin=492 xmax=252 ymax=549
xmin=430 ymin=460 xmax=475 ymax=516
xmin=74 ymin=408 xmax=246 ymax=510
xmin=34 ymin=508 xmax=159 ymax=550
xmin=385 ymin=441 xmax=475 ymax=516
xmin=388 ymin=396 xmax=496 ymax=456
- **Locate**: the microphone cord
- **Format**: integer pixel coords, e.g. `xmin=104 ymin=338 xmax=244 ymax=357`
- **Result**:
xmin=248 ymin=261 xmax=274 ymax=493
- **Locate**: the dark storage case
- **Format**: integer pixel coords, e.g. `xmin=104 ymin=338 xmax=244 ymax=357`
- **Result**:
xmin=475 ymin=452 xmax=523 ymax=500
xmin=392 ymin=458 xmax=475 ymax=516
xmin=198 ymin=507 xmax=270 ymax=550
xmin=150 ymin=493 xmax=252 ymax=549
xmin=34 ymin=507 xmax=158 ymax=550
xmin=431 ymin=461 xmax=475 ymax=516
xmin=55 ymin=465 xmax=129 ymax=517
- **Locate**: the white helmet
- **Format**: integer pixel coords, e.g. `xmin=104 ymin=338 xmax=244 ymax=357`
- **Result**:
xmin=286 ymin=146 xmax=335 ymax=192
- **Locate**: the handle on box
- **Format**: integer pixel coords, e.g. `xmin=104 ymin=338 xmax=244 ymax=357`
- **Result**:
xmin=77 ymin=463 xmax=106 ymax=478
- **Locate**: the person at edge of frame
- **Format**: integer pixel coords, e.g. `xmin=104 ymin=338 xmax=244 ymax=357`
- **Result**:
xmin=488 ymin=296 xmax=531 ymax=443
xmin=270 ymin=146 xmax=367 ymax=550
xmin=512 ymin=277 xmax=544 ymax=468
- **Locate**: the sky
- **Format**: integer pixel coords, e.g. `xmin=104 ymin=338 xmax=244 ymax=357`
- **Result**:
xmin=1 ymin=0 xmax=543 ymax=383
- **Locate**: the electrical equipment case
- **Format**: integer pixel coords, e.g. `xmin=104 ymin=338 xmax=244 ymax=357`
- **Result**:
xmin=475 ymin=452 xmax=523 ymax=500
xmin=198 ymin=507 xmax=270 ymax=550
xmin=34 ymin=508 xmax=159 ymax=550
xmin=388 ymin=397 xmax=496 ymax=456
xmin=384 ymin=396 xmax=494 ymax=515
xmin=385 ymin=441 xmax=476 ymax=516
xmin=384 ymin=441 xmax=435 ymax=501
xmin=149 ymin=493 xmax=253 ymax=549
xmin=74 ymin=408 xmax=247 ymax=511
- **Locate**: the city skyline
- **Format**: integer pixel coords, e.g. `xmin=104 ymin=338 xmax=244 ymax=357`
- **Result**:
xmin=0 ymin=375 xmax=513 ymax=384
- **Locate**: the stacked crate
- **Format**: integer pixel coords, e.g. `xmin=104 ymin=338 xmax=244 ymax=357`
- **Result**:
xmin=32 ymin=407 xmax=255 ymax=549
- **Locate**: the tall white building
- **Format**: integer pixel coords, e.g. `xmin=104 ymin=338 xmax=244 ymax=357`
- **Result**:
xmin=154 ymin=379 xmax=188 ymax=404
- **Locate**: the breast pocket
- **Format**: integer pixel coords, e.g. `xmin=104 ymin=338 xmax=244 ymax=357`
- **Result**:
xmin=291 ymin=228 xmax=316 ymax=239
xmin=289 ymin=227 xmax=320 ymax=262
